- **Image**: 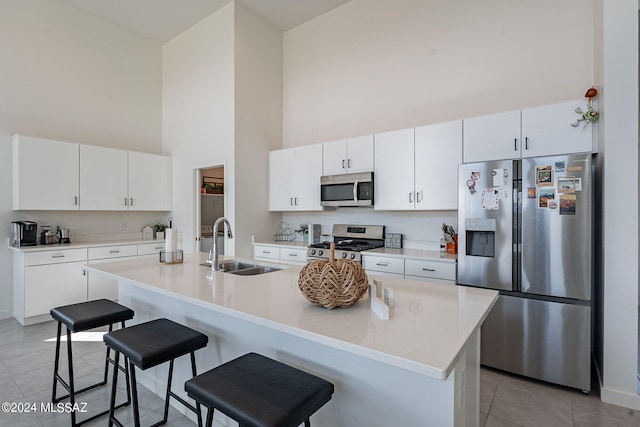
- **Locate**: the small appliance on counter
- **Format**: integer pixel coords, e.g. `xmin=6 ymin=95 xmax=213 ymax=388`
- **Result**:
xmin=40 ymin=225 xmax=58 ymax=245
xmin=57 ymin=227 xmax=71 ymax=244
xmin=11 ymin=221 xmax=38 ymax=247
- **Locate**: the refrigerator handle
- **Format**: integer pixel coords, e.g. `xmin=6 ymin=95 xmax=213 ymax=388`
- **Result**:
xmin=513 ymin=179 xmax=522 ymax=292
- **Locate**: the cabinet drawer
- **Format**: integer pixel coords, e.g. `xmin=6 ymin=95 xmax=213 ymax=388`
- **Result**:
xmin=25 ymin=248 xmax=87 ymax=266
xmin=405 ymin=259 xmax=456 ymax=281
xmin=362 ymin=256 xmax=404 ymax=275
xmin=137 ymin=242 xmax=166 ymax=256
xmin=254 ymin=245 xmax=280 ymax=260
xmin=280 ymin=248 xmax=307 ymax=263
xmin=88 ymin=245 xmax=137 ymax=260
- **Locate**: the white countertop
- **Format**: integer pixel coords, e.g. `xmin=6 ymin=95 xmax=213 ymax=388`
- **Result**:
xmin=8 ymin=239 xmax=165 ymax=253
xmin=362 ymin=247 xmax=458 ymax=262
xmin=83 ymin=253 xmax=496 ymax=380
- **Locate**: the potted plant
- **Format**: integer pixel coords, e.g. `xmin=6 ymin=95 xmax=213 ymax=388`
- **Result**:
xmin=153 ymin=223 xmax=167 ymax=239
xmin=295 ymin=224 xmax=309 ymax=244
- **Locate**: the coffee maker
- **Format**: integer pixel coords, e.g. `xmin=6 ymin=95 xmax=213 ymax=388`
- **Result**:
xmin=57 ymin=226 xmax=71 ymax=244
xmin=11 ymin=221 xmax=38 ymax=247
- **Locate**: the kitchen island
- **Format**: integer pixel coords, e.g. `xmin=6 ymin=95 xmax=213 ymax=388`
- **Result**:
xmin=83 ymin=253 xmax=497 ymax=427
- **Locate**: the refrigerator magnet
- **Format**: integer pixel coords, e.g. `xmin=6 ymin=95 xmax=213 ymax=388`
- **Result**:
xmin=536 ymin=165 xmax=553 ymax=187
xmin=574 ymin=178 xmax=582 ymax=191
xmin=547 ymin=199 xmax=558 ymax=209
xmin=559 ymin=194 xmax=577 ymax=215
xmin=527 ymin=187 xmax=537 ymax=199
xmin=492 ymin=168 xmax=508 ymax=187
xmin=557 ymin=176 xmax=577 ymax=193
xmin=466 ymin=171 xmax=480 ymax=194
xmin=538 ymin=189 xmax=555 ymax=208
xmin=555 ymin=161 xmax=565 ymax=172
xmin=481 ymin=188 xmax=499 ymax=210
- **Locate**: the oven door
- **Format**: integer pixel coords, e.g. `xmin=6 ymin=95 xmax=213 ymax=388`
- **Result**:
xmin=321 ymin=172 xmax=374 ymax=207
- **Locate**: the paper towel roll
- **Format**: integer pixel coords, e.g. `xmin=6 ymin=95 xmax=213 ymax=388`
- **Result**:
xmin=165 ymin=228 xmax=177 ymax=253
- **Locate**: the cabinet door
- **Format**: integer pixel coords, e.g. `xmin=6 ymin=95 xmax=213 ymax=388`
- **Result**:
xmin=24 ymin=261 xmax=87 ymax=317
xmin=463 ymin=110 xmax=521 ymax=163
xmin=12 ymin=135 xmax=79 ymax=210
xmin=322 ymin=140 xmax=347 ymax=175
xmin=346 ymin=135 xmax=374 ymax=174
xmin=374 ymin=128 xmax=415 ymax=210
xmin=269 ymin=149 xmax=295 ymax=211
xmin=80 ymin=145 xmax=128 ymax=210
xmin=292 ymin=144 xmax=323 ymax=211
xmin=521 ymin=99 xmax=594 ymax=158
xmin=414 ymin=120 xmax=462 ymax=210
xmin=87 ymin=257 xmax=135 ymax=301
xmin=128 ymin=152 xmax=172 ymax=211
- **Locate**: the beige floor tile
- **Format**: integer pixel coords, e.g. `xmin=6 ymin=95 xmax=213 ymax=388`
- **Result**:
xmin=572 ymin=392 xmax=640 ymax=426
xmin=480 ymin=367 xmax=500 ymax=413
xmin=485 ymin=414 xmax=525 ymax=427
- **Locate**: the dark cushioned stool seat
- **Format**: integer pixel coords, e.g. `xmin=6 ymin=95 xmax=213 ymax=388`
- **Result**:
xmin=51 ymin=299 xmax=134 ymax=332
xmin=104 ymin=318 xmax=209 ymax=427
xmin=185 ymin=352 xmax=334 ymax=427
xmin=103 ymin=318 xmax=208 ymax=369
xmin=50 ymin=299 xmax=135 ymax=426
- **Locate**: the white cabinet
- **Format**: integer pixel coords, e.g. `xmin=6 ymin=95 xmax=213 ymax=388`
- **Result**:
xmin=12 ymin=134 xmax=171 ymax=211
xmin=253 ymin=244 xmax=308 ymax=265
xmin=362 ymin=255 xmax=405 ymax=277
xmin=375 ymin=123 xmax=461 ymax=211
xmin=269 ymin=145 xmax=323 ymax=211
xmin=362 ymin=252 xmax=456 ymax=285
xmin=322 ymin=135 xmax=374 ymax=175
xmin=12 ymin=135 xmax=80 ymax=210
xmin=374 ymin=128 xmax=415 ymax=210
xmin=87 ymin=244 xmax=138 ymax=301
xmin=128 ymin=151 xmax=172 ymax=211
xmin=463 ymin=99 xmax=595 ymax=163
xmin=414 ymin=121 xmax=462 ymax=210
xmin=138 ymin=242 xmax=166 ymax=258
xmin=253 ymin=244 xmax=280 ymax=260
xmin=14 ymin=248 xmax=88 ymax=324
xmin=80 ymin=145 xmax=128 ymax=210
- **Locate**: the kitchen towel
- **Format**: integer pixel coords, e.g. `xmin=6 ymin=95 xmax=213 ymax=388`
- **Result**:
xmin=165 ymin=228 xmax=178 ymax=258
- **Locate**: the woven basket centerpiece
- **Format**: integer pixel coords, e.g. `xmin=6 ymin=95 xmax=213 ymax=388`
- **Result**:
xmin=298 ymin=243 xmax=369 ymax=309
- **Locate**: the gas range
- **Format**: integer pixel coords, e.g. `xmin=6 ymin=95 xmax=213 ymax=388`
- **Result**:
xmin=307 ymin=224 xmax=385 ymax=263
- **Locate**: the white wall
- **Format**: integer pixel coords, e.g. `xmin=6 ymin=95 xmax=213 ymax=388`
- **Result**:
xmin=0 ymin=0 xmax=163 ymax=319
xmin=162 ymin=4 xmax=236 ymax=255
xmin=283 ymin=0 xmax=594 ymax=147
xmin=234 ymin=2 xmax=283 ymax=257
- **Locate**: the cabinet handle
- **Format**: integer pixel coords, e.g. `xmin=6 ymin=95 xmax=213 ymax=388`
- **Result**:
xmin=262 ymin=250 xmax=271 ymax=254
xmin=288 ymin=253 xmax=298 ymax=257
xmin=155 ymin=246 xmax=163 ymax=250
xmin=525 ymin=137 xmax=529 ymax=150
xmin=342 ymin=159 xmax=345 ymax=169
xmin=109 ymin=250 xmax=120 ymax=254
xmin=74 ymin=196 xmax=78 ymax=205
xmin=376 ymin=262 xmax=389 ymax=266
xmin=130 ymin=198 xmax=134 ymax=206
xmin=422 ymin=268 xmax=436 ymax=272
xmin=409 ymin=192 xmax=413 ymax=203
xmin=416 ymin=190 xmax=423 ymax=203
xmin=51 ymin=254 xmax=65 ymax=259
xmin=83 ymin=270 xmax=86 ymax=276
xmin=348 ymin=159 xmax=352 ymax=168
xmin=290 ymin=197 xmax=294 ymax=206
xmin=294 ymin=197 xmax=298 ymax=205
xmin=124 ymin=197 xmax=128 ymax=206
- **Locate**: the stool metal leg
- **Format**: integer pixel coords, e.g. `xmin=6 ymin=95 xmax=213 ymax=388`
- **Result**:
xmin=66 ymin=327 xmax=77 ymax=426
xmin=191 ymin=352 xmax=203 ymax=427
xmin=205 ymin=408 xmax=214 ymax=427
xmin=51 ymin=321 xmax=62 ymax=403
xmin=130 ymin=362 xmax=141 ymax=427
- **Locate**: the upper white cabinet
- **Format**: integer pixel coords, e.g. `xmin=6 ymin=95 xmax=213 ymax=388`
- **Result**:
xmin=463 ymin=99 xmax=595 ymax=163
xmin=269 ymin=144 xmax=323 ymax=211
xmin=414 ymin=120 xmax=462 ymax=210
xmin=322 ymin=135 xmax=374 ymax=176
xmin=12 ymin=135 xmax=80 ymax=210
xmin=13 ymin=134 xmax=172 ymax=211
xmin=128 ymin=151 xmax=172 ymax=211
xmin=374 ymin=122 xmax=461 ymax=211
xmin=80 ymin=145 xmax=128 ymax=210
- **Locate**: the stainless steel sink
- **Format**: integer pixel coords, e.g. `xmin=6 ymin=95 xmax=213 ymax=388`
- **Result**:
xmin=229 ymin=266 xmax=282 ymax=276
xmin=201 ymin=259 xmax=283 ymax=275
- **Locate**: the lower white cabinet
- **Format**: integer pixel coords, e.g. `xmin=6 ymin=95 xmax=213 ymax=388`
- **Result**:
xmin=362 ymin=253 xmax=456 ymax=285
xmin=253 ymin=244 xmax=307 ymax=265
xmin=87 ymin=244 xmax=138 ymax=301
xmin=138 ymin=242 xmax=166 ymax=258
xmin=24 ymin=261 xmax=87 ymax=318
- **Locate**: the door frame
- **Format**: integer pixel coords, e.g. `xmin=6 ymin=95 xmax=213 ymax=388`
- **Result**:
xmin=193 ymin=160 xmax=227 ymax=254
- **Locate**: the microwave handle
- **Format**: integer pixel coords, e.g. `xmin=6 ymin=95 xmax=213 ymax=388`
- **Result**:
xmin=353 ymin=180 xmax=359 ymax=203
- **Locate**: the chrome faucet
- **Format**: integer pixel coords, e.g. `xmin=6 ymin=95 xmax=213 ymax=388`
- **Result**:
xmin=211 ymin=217 xmax=233 ymax=271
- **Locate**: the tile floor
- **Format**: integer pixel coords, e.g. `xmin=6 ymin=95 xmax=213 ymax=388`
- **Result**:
xmin=1 ymin=317 xmax=639 ymax=426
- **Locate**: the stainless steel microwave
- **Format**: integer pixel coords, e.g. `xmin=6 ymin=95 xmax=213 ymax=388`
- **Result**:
xmin=320 ymin=172 xmax=374 ymax=207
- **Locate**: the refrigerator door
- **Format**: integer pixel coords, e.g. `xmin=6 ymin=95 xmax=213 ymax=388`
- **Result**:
xmin=521 ymin=154 xmax=592 ymax=300
xmin=481 ymin=294 xmax=591 ymax=391
xmin=458 ymin=160 xmax=516 ymax=291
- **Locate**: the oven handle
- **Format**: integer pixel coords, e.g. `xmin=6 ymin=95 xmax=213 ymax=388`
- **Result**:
xmin=353 ymin=180 xmax=359 ymax=204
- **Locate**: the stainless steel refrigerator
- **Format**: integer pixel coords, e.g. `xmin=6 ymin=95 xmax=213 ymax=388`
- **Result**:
xmin=457 ymin=153 xmax=593 ymax=391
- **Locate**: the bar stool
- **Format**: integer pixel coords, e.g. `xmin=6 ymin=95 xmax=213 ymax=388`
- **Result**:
xmin=50 ymin=299 xmax=135 ymax=426
xmin=185 ymin=352 xmax=334 ymax=427
xmin=103 ymin=318 xmax=209 ymax=427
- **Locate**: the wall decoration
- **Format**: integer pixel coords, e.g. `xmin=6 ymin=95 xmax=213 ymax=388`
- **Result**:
xmin=536 ymin=165 xmax=553 ymax=187
xmin=571 ymin=86 xmax=599 ymax=128
xmin=559 ymin=194 xmax=577 ymax=215
xmin=538 ymin=189 xmax=555 ymax=208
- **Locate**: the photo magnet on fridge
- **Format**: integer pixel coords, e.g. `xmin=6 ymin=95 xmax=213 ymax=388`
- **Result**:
xmin=559 ymin=194 xmax=577 ymax=215
xmin=527 ymin=187 xmax=537 ymax=199
xmin=538 ymin=189 xmax=555 ymax=208
xmin=555 ymin=161 xmax=565 ymax=172
xmin=557 ymin=176 xmax=577 ymax=193
xmin=536 ymin=165 xmax=553 ymax=187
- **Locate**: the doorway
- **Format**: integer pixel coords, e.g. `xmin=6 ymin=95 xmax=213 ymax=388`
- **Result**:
xmin=198 ymin=166 xmax=225 ymax=254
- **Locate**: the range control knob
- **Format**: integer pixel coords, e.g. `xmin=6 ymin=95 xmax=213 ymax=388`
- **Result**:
xmin=310 ymin=249 xmax=316 ymax=255
xmin=318 ymin=250 xmax=323 ymax=256
xmin=350 ymin=253 xmax=356 ymax=260
xmin=341 ymin=252 xmax=347 ymax=258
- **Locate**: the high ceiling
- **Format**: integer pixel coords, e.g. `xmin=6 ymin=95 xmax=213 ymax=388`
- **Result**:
xmin=58 ymin=0 xmax=351 ymax=44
